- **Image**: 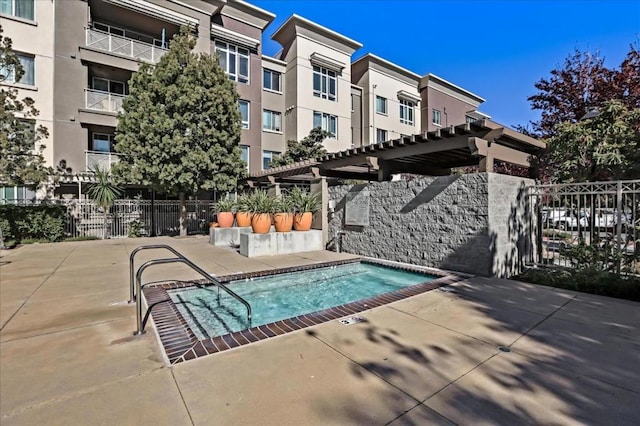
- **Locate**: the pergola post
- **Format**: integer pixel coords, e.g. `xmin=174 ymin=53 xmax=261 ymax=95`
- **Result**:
xmin=310 ymin=177 xmax=328 ymax=246
xmin=267 ymin=181 xmax=281 ymax=197
xmin=376 ymin=159 xmax=392 ymax=181
xmin=478 ymin=154 xmax=494 ymax=173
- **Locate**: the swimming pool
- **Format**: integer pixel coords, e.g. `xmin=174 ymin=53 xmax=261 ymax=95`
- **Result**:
xmin=144 ymin=259 xmax=459 ymax=363
xmin=169 ymin=262 xmax=436 ymax=340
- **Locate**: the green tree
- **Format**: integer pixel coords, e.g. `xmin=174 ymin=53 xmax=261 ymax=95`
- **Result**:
xmin=545 ymin=100 xmax=640 ymax=183
xmin=86 ymin=166 xmax=123 ymax=239
xmin=113 ymin=28 xmax=244 ymax=236
xmin=270 ymin=127 xmax=329 ymax=167
xmin=0 ymin=26 xmax=51 ymax=190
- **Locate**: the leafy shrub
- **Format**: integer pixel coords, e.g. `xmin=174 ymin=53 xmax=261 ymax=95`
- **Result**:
xmin=127 ymin=220 xmax=143 ymax=238
xmin=518 ymin=267 xmax=640 ymax=302
xmin=0 ymin=204 xmax=67 ymax=244
xmin=65 ymin=235 xmax=100 ymax=242
xmin=542 ymin=229 xmax=571 ymax=240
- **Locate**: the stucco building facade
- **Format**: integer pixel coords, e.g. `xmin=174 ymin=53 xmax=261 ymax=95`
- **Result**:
xmin=1 ymin=0 xmax=490 ymax=200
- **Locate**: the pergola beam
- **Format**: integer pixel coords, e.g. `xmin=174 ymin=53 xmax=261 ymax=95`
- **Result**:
xmin=469 ymin=137 xmax=532 ymax=168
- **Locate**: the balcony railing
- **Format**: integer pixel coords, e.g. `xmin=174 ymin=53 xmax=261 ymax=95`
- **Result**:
xmin=85 ymin=27 xmax=168 ymax=63
xmin=85 ymin=89 xmax=126 ymax=113
xmin=86 ymin=151 xmax=121 ymax=172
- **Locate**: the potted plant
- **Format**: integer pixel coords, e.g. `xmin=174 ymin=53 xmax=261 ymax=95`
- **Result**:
xmin=214 ymin=198 xmax=236 ymax=228
xmin=289 ymin=186 xmax=320 ymax=231
xmin=246 ymin=190 xmax=275 ymax=234
xmin=235 ymin=193 xmax=252 ymax=227
xmin=273 ymin=194 xmax=294 ymax=232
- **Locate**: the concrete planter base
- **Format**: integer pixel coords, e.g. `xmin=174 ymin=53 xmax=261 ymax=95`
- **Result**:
xmin=209 ymin=227 xmax=256 ymax=247
xmin=240 ymin=230 xmax=323 ymax=257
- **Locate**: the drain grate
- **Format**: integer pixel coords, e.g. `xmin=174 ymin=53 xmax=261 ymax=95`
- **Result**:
xmin=339 ymin=316 xmax=366 ymax=326
xmin=498 ymin=346 xmax=512 ymax=353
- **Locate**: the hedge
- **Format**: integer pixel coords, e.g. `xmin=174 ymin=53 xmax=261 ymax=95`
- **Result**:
xmin=0 ymin=204 xmax=67 ymax=247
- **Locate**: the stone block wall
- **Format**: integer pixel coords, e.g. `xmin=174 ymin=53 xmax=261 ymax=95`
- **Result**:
xmin=327 ymin=173 xmax=535 ymax=277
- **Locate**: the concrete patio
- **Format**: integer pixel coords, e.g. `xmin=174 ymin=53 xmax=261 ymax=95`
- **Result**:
xmin=1 ymin=236 xmax=639 ymax=425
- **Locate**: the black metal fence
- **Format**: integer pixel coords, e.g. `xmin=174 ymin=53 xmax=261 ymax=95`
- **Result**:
xmin=530 ymin=180 xmax=640 ymax=269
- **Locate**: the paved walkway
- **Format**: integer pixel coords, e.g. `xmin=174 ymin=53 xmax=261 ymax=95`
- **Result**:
xmin=1 ymin=237 xmax=639 ymax=425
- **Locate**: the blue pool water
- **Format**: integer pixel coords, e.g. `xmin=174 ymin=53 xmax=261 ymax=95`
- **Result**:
xmin=168 ymin=263 xmax=434 ymax=339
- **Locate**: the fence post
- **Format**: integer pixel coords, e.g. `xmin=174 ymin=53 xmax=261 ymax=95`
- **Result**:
xmin=150 ymin=190 xmax=156 ymax=237
xmin=616 ymin=181 xmax=623 ymax=273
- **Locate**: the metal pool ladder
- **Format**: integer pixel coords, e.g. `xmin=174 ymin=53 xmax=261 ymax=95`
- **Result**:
xmin=129 ymin=244 xmax=252 ymax=335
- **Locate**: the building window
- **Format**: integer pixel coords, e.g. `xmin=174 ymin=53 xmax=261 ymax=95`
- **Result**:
xmin=240 ymin=145 xmax=249 ymax=171
xmin=91 ymin=77 xmax=126 ymax=94
xmin=262 ymin=150 xmax=280 ymax=170
xmin=91 ymin=133 xmax=115 ymax=152
xmin=399 ymin=99 xmax=414 ymax=125
xmin=375 ymin=96 xmax=387 ymax=115
xmin=465 ymin=115 xmax=476 ymax=124
xmin=376 ymin=128 xmax=387 ymax=143
xmin=0 ymin=186 xmax=36 ymax=203
xmin=238 ymin=100 xmax=249 ymax=129
xmin=1 ymin=53 xmax=34 ymax=86
xmin=262 ymin=110 xmax=282 ymax=132
xmin=350 ymin=94 xmax=355 ymax=112
xmin=312 ymin=66 xmax=336 ymax=101
xmin=0 ymin=0 xmax=34 ymax=20
xmin=313 ymin=111 xmax=337 ymax=138
xmin=215 ymin=41 xmax=249 ymax=84
xmin=263 ymin=69 xmax=281 ymax=92
xmin=432 ymin=109 xmax=441 ymax=126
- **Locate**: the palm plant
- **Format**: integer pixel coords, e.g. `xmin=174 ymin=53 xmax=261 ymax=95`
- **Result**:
xmin=289 ymin=186 xmax=320 ymax=213
xmin=236 ymin=193 xmax=251 ymax=212
xmin=214 ymin=198 xmax=236 ymax=213
xmin=246 ymin=190 xmax=276 ymax=214
xmin=273 ymin=193 xmax=294 ymax=213
xmin=86 ymin=165 xmax=123 ymax=239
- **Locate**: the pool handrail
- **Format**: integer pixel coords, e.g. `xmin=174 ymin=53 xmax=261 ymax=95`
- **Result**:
xmin=129 ymin=244 xmax=186 ymax=303
xmin=133 ymin=256 xmax=252 ymax=335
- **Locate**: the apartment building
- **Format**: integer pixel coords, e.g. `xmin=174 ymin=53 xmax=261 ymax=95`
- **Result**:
xmin=1 ymin=0 xmax=490 ymax=200
xmin=352 ymin=53 xmax=422 ymax=145
xmin=1 ymin=0 xmax=55 ymax=200
xmin=419 ymin=73 xmax=490 ymax=132
xmin=271 ymin=14 xmax=362 ymax=153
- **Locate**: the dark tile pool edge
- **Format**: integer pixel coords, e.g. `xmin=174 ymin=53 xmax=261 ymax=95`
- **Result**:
xmin=143 ymin=258 xmax=466 ymax=365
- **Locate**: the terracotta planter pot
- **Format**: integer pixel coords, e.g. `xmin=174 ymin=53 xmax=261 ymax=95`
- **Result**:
xmin=251 ymin=213 xmax=272 ymax=234
xmin=217 ymin=212 xmax=235 ymax=228
xmin=236 ymin=211 xmax=252 ymax=227
xmin=293 ymin=212 xmax=313 ymax=231
xmin=273 ymin=213 xmax=293 ymax=232
xmin=209 ymin=222 xmax=218 ymax=228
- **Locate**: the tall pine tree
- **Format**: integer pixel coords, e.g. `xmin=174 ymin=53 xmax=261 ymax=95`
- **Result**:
xmin=0 ymin=27 xmax=51 ymax=191
xmin=270 ymin=127 xmax=329 ymax=167
xmin=113 ymin=28 xmax=245 ymax=236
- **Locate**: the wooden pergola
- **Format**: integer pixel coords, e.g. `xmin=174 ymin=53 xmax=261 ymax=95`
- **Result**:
xmin=244 ymin=119 xmax=545 ymax=185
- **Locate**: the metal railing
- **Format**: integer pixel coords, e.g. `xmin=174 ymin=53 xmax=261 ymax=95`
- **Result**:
xmin=529 ymin=179 xmax=640 ymax=269
xmin=129 ymin=244 xmax=184 ymax=303
xmin=86 ymin=150 xmax=121 ymax=172
xmin=130 ymin=244 xmax=252 ymax=335
xmin=85 ymin=27 xmax=168 ymax=63
xmin=85 ymin=88 xmax=125 ymax=113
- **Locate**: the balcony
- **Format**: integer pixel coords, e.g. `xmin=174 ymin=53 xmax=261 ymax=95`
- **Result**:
xmin=86 ymin=151 xmax=121 ymax=172
xmin=85 ymin=27 xmax=168 ymax=64
xmin=85 ymin=89 xmax=125 ymax=113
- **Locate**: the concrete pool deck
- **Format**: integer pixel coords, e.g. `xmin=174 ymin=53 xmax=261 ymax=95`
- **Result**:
xmin=1 ymin=236 xmax=639 ymax=425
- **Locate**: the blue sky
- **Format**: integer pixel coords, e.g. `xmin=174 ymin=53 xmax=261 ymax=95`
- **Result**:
xmin=252 ymin=0 xmax=639 ymax=129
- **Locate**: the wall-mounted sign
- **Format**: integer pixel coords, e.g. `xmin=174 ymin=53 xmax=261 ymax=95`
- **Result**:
xmin=345 ymin=186 xmax=370 ymax=226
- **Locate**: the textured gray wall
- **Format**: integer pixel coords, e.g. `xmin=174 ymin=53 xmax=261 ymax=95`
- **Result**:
xmin=328 ymin=173 xmax=535 ymax=277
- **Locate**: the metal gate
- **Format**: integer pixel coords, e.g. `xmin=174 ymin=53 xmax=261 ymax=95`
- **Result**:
xmin=529 ymin=180 xmax=640 ymax=269
xmin=62 ymin=199 xmax=216 ymax=238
